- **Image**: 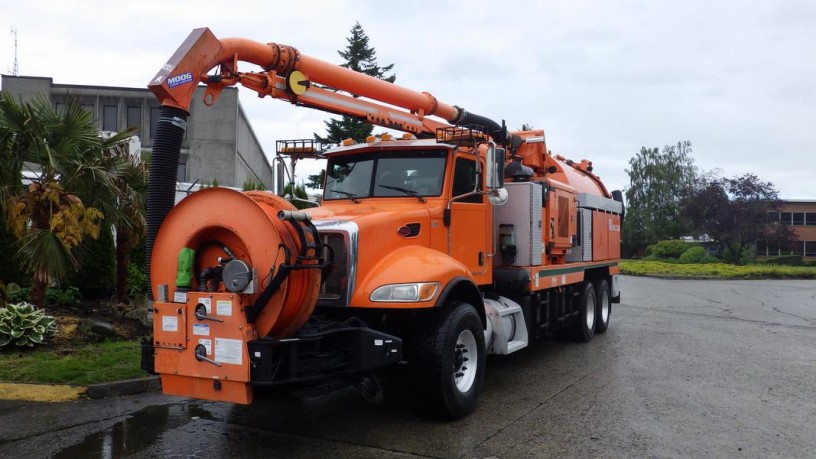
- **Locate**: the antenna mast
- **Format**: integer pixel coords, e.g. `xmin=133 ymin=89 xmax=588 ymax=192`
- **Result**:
xmin=10 ymin=27 xmax=18 ymax=76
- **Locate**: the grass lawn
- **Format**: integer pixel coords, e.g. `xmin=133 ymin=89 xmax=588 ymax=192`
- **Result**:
xmin=0 ymin=340 xmax=146 ymax=385
xmin=621 ymin=259 xmax=816 ymax=279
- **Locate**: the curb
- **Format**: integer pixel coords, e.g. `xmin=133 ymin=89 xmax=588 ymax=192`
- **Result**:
xmin=0 ymin=376 xmax=161 ymax=403
xmin=86 ymin=376 xmax=161 ymax=399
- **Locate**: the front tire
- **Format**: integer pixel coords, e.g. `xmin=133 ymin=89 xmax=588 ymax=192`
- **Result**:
xmin=411 ymin=302 xmax=486 ymax=419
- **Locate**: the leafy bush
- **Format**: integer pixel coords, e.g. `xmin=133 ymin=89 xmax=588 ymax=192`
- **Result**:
xmin=6 ymin=283 xmax=27 ymax=304
xmin=759 ymin=255 xmax=804 ymax=266
xmin=679 ymin=246 xmax=718 ymax=264
xmin=5 ymin=284 xmax=81 ymax=307
xmin=0 ymin=223 xmax=28 ymax=287
xmin=71 ymin=224 xmax=115 ymax=299
xmin=127 ymin=263 xmax=146 ymax=298
xmin=0 ymin=302 xmax=59 ymax=348
xmin=46 ymin=286 xmax=81 ymax=306
xmin=651 ymin=240 xmax=694 ymax=260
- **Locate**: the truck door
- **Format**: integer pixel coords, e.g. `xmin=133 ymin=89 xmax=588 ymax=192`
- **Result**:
xmin=449 ymin=155 xmax=490 ymax=283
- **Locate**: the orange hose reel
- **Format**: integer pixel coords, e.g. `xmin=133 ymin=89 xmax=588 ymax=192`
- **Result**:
xmin=151 ymin=187 xmax=321 ymax=338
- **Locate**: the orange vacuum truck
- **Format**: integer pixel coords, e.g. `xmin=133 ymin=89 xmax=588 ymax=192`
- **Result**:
xmin=143 ymin=28 xmax=623 ymax=419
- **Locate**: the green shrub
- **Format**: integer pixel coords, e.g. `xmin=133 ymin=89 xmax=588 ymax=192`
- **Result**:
xmin=0 ymin=302 xmax=58 ymax=348
xmin=127 ymin=263 xmax=146 ymax=298
xmin=621 ymin=259 xmax=816 ymax=279
xmin=679 ymin=246 xmax=718 ymax=264
xmin=71 ymin=224 xmax=115 ymax=299
xmin=0 ymin=222 xmax=28 ymax=287
xmin=6 ymin=283 xmax=27 ymax=304
xmin=651 ymin=240 xmax=694 ymax=260
xmin=760 ymin=255 xmax=804 ymax=266
xmin=45 ymin=286 xmax=81 ymax=306
xmin=242 ymin=178 xmax=266 ymax=191
xmin=6 ymin=284 xmax=81 ymax=307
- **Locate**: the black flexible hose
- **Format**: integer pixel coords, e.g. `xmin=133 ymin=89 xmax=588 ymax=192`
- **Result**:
xmin=145 ymin=106 xmax=188 ymax=301
xmin=452 ymin=107 xmax=506 ymax=143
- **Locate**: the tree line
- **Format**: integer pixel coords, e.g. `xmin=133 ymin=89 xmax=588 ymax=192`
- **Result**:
xmin=623 ymin=141 xmax=795 ymax=263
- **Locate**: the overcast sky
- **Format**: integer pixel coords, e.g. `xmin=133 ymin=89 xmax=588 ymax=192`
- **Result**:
xmin=2 ymin=0 xmax=814 ymax=198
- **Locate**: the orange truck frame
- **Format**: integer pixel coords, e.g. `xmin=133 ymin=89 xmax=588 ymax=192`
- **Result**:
xmin=142 ymin=28 xmax=623 ymax=419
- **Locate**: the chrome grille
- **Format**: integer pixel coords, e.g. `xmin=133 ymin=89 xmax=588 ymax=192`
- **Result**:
xmin=313 ymin=221 xmax=358 ymax=308
xmin=321 ymin=232 xmax=347 ymax=300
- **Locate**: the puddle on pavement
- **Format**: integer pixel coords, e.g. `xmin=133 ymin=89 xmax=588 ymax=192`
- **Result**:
xmin=53 ymin=403 xmax=213 ymax=459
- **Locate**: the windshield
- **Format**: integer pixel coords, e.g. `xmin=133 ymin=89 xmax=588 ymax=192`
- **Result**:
xmin=324 ymin=149 xmax=447 ymax=201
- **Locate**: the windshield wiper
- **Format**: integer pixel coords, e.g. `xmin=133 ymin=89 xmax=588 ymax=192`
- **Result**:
xmin=378 ymin=185 xmax=426 ymax=203
xmin=330 ymin=189 xmax=361 ymax=203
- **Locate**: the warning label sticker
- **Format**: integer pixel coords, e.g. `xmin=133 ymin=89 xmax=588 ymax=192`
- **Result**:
xmin=192 ymin=323 xmax=210 ymax=336
xmin=216 ymin=300 xmax=232 ymax=316
xmin=214 ymin=338 xmax=243 ymax=365
xmin=162 ymin=316 xmax=178 ymax=332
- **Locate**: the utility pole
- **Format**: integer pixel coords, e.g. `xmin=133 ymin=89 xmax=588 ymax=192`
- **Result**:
xmin=10 ymin=27 xmax=18 ymax=76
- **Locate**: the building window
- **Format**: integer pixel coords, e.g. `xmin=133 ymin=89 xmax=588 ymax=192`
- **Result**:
xmin=150 ymin=107 xmax=161 ymax=139
xmin=103 ymin=105 xmax=118 ymax=132
xmin=756 ymin=240 xmax=768 ymax=257
xmin=791 ymin=241 xmax=804 ymax=256
xmin=806 ymin=213 xmax=816 ymax=226
xmin=780 ymin=212 xmax=792 ymax=225
xmin=177 ymin=161 xmax=187 ymax=182
xmin=80 ymin=104 xmax=95 ymax=121
xmin=127 ymin=106 xmax=142 ymax=137
xmin=792 ymin=212 xmax=805 ymax=226
xmin=806 ymin=241 xmax=816 ymax=257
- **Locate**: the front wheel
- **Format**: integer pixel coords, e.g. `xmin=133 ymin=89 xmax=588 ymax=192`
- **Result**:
xmin=411 ymin=302 xmax=486 ymax=419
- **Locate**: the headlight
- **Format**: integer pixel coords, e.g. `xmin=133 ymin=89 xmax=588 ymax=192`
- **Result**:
xmin=370 ymin=282 xmax=439 ymax=302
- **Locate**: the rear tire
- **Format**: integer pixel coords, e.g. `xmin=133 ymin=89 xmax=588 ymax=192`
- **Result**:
xmin=594 ymin=278 xmax=611 ymax=334
xmin=574 ymin=281 xmax=596 ymax=342
xmin=411 ymin=302 xmax=486 ymax=419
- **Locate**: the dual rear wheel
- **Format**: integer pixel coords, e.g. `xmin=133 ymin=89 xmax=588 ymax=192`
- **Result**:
xmin=575 ymin=277 xmax=612 ymax=342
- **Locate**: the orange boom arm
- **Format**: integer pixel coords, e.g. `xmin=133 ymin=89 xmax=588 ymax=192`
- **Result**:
xmin=149 ymin=27 xmax=469 ymax=136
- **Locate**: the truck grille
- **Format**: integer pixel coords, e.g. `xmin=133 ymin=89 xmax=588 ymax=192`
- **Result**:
xmin=311 ymin=221 xmax=358 ymax=308
xmin=321 ymin=232 xmax=348 ymax=300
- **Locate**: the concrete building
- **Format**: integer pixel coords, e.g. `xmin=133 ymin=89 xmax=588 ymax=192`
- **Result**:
xmin=0 ymin=75 xmax=275 ymax=190
xmin=759 ymin=200 xmax=816 ymax=259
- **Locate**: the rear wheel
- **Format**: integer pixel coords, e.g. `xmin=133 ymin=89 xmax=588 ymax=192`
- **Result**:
xmin=411 ymin=302 xmax=486 ymax=419
xmin=574 ymin=281 xmax=596 ymax=342
xmin=594 ymin=278 xmax=611 ymax=334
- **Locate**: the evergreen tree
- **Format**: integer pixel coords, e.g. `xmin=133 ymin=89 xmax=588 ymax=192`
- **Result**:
xmin=314 ymin=22 xmax=396 ymax=146
xmin=305 ymin=170 xmax=326 ymax=190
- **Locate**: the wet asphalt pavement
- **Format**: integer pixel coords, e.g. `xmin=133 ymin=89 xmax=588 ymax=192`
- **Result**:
xmin=1 ymin=276 xmax=814 ymax=458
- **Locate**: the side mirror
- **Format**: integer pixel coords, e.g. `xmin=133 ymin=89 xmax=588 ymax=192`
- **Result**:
xmin=485 ymin=145 xmax=505 ymax=190
xmin=485 ymin=145 xmax=507 ymax=206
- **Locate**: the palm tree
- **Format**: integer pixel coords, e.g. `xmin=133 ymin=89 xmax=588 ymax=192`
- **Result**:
xmin=0 ymin=93 xmax=133 ymax=308
xmin=107 ymin=147 xmax=147 ymax=303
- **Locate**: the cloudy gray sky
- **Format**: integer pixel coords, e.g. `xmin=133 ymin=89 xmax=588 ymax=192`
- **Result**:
xmin=2 ymin=0 xmax=814 ymax=198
